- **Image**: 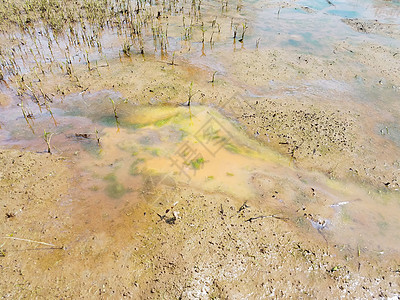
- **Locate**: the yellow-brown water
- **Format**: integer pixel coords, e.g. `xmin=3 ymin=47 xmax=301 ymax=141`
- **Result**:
xmin=19 ymin=99 xmax=397 ymax=253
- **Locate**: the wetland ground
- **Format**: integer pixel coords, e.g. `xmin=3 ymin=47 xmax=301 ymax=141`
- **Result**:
xmin=1 ymin=0 xmax=400 ymax=298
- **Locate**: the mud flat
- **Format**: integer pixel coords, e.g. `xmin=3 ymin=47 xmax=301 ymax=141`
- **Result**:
xmin=1 ymin=149 xmax=399 ymax=298
xmin=342 ymin=18 xmax=400 ymax=40
xmin=1 ymin=103 xmax=400 ymax=298
xmin=1 ymin=0 xmax=400 ymax=298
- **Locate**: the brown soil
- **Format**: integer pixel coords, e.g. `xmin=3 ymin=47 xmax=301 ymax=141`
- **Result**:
xmin=1 ymin=149 xmax=399 ymax=298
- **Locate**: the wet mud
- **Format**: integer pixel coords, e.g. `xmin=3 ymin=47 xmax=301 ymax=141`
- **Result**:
xmin=1 ymin=0 xmax=400 ymax=298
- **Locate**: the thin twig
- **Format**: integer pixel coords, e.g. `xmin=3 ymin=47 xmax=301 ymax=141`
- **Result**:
xmin=245 ymin=214 xmax=288 ymax=222
xmin=2 ymin=236 xmax=61 ymax=248
xmin=237 ymin=201 xmax=249 ymax=213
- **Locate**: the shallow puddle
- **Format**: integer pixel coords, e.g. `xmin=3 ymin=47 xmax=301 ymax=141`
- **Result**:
xmin=4 ymin=91 xmax=398 ymax=252
xmin=87 ymin=100 xmax=400 ymax=251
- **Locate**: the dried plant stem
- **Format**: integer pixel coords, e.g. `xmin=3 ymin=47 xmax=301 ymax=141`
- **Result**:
xmin=2 ymin=236 xmax=61 ymax=248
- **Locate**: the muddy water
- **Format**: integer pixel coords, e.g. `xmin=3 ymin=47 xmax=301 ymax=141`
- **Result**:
xmin=2 ymin=82 xmax=400 ymax=254
xmin=64 ymin=100 xmax=400 ymax=252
